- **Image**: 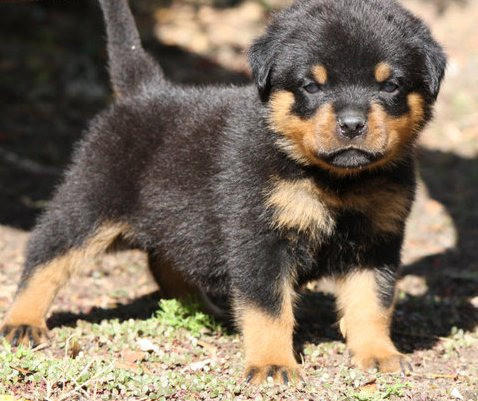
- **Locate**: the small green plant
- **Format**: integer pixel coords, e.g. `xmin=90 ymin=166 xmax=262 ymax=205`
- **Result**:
xmin=155 ymin=298 xmax=219 ymax=338
xmin=349 ymin=381 xmax=411 ymax=401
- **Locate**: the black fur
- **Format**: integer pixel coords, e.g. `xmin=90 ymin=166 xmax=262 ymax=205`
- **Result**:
xmin=8 ymin=0 xmax=445 ymax=369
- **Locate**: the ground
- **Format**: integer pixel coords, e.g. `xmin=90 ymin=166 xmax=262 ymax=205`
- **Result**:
xmin=0 ymin=0 xmax=477 ymax=400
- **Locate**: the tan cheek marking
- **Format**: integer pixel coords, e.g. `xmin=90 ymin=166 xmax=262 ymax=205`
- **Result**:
xmin=2 ymin=222 xmax=129 ymax=329
xmin=269 ymin=90 xmax=337 ymax=166
xmin=237 ymin=283 xmax=297 ymax=373
xmin=387 ymin=93 xmax=425 ymax=139
xmin=312 ymin=64 xmax=328 ymax=84
xmin=268 ymin=91 xmax=314 ymax=144
xmin=335 ymin=270 xmax=401 ymax=372
xmin=265 ymin=178 xmax=335 ymax=239
xmin=367 ymin=102 xmax=388 ymax=142
xmin=308 ymin=103 xmax=336 ymax=154
xmin=367 ymin=93 xmax=425 ymax=168
xmin=375 ymin=62 xmax=392 ymax=82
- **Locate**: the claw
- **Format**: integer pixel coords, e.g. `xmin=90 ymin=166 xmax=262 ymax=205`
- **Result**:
xmin=11 ymin=325 xmax=25 ymax=346
xmin=281 ymin=370 xmax=289 ymax=384
xmin=246 ymin=367 xmax=258 ymax=383
xmin=266 ymin=365 xmax=279 ymax=379
xmin=399 ymin=358 xmax=412 ymax=376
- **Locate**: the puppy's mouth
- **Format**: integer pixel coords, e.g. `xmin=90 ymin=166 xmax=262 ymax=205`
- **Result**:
xmin=318 ymin=148 xmax=383 ymax=168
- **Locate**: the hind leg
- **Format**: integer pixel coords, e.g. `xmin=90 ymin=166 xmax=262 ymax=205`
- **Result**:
xmin=147 ymin=252 xmax=197 ymax=299
xmin=1 ymin=222 xmax=128 ymax=347
xmin=148 ymin=252 xmax=230 ymax=318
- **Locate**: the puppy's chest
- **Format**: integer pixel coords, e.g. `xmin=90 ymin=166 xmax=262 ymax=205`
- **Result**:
xmin=265 ymin=177 xmax=412 ymax=248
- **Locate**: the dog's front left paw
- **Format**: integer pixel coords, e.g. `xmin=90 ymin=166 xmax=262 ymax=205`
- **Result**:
xmin=245 ymin=363 xmax=302 ymax=385
xmin=0 ymin=323 xmax=48 ymax=348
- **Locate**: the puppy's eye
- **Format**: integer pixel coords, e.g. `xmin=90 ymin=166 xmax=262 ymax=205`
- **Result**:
xmin=382 ymin=81 xmax=399 ymax=93
xmin=303 ymin=82 xmax=321 ymax=94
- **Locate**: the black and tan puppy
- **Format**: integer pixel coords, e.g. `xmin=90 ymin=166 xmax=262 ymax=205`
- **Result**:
xmin=1 ymin=0 xmax=445 ymax=384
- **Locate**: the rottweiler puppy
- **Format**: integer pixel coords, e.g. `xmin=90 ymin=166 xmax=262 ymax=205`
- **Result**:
xmin=1 ymin=0 xmax=445 ymax=384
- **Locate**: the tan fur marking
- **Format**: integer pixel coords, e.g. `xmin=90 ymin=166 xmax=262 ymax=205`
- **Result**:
xmin=312 ymin=64 xmax=328 ymax=84
xmin=266 ymin=178 xmax=335 ymax=239
xmin=367 ymin=93 xmax=425 ymax=168
xmin=269 ymin=89 xmax=425 ymax=176
xmin=269 ymin=90 xmax=337 ymax=168
xmin=387 ymin=93 xmax=425 ymax=141
xmin=375 ymin=62 xmax=392 ymax=82
xmin=367 ymin=190 xmax=410 ymax=233
xmin=322 ymin=179 xmax=411 ymax=234
xmin=335 ymin=270 xmax=401 ymax=372
xmin=148 ymin=254 xmax=197 ymax=299
xmin=239 ymin=283 xmax=297 ymax=377
xmin=266 ymin=175 xmax=409 ymax=237
xmin=3 ymin=222 xmax=129 ymax=329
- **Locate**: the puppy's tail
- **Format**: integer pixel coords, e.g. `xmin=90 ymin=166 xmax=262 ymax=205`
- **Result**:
xmin=98 ymin=0 xmax=164 ymax=96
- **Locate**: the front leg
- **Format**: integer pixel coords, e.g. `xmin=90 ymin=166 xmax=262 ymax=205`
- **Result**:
xmin=335 ymin=268 xmax=406 ymax=373
xmin=235 ymin=278 xmax=301 ymax=384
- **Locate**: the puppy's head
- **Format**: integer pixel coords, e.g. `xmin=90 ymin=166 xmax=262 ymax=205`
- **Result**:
xmin=249 ymin=0 xmax=446 ymax=174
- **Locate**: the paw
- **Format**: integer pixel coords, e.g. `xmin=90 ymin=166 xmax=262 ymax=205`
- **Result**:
xmin=245 ymin=363 xmax=302 ymax=385
xmin=352 ymin=351 xmax=411 ymax=374
xmin=0 ymin=324 xmax=48 ymax=347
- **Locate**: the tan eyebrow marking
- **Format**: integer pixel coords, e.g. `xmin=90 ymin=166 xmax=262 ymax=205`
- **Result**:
xmin=312 ymin=64 xmax=328 ymax=84
xmin=375 ymin=62 xmax=392 ymax=82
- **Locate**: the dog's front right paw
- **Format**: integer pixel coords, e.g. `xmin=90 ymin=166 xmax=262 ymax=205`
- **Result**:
xmin=245 ymin=363 xmax=302 ymax=385
xmin=1 ymin=323 xmax=48 ymax=347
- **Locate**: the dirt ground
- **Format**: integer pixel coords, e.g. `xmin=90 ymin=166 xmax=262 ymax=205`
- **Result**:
xmin=0 ymin=0 xmax=477 ymax=400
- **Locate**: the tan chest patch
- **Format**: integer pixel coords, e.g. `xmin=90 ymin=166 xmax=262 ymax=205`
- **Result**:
xmin=265 ymin=178 xmax=335 ymax=240
xmin=322 ymin=180 xmax=412 ymax=234
xmin=349 ymin=187 xmax=411 ymax=234
xmin=265 ymin=178 xmax=411 ymax=238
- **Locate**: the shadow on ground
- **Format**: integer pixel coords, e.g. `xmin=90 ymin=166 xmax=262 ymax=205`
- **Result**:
xmin=0 ymin=1 xmax=247 ymax=230
xmin=47 ymin=292 xmax=162 ymax=329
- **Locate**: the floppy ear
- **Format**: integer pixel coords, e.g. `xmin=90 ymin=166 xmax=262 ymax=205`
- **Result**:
xmin=421 ymin=36 xmax=447 ymax=101
xmin=248 ymin=35 xmax=277 ymax=102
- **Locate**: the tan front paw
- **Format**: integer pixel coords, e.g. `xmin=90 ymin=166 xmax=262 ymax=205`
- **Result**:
xmin=1 ymin=323 xmax=48 ymax=348
xmin=245 ymin=363 xmax=302 ymax=385
xmin=352 ymin=349 xmax=410 ymax=374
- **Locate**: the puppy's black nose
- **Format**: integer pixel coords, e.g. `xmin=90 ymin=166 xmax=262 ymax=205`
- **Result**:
xmin=337 ymin=112 xmax=367 ymax=139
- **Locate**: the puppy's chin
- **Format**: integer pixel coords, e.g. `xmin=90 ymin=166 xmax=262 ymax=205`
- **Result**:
xmin=318 ymin=148 xmax=383 ymax=169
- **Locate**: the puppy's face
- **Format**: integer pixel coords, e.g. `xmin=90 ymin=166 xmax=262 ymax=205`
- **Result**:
xmin=249 ymin=0 xmax=446 ymax=173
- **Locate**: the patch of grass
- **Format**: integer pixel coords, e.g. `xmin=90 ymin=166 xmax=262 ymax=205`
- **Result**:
xmin=0 ymin=299 xmax=226 ymax=400
xmin=155 ymin=298 xmax=220 ymax=338
xmin=0 ymin=341 xmax=175 ymax=400
xmin=441 ymin=326 xmax=478 ymax=355
xmin=1 ymin=298 xmax=476 ymax=400
xmin=348 ymin=380 xmax=411 ymax=401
